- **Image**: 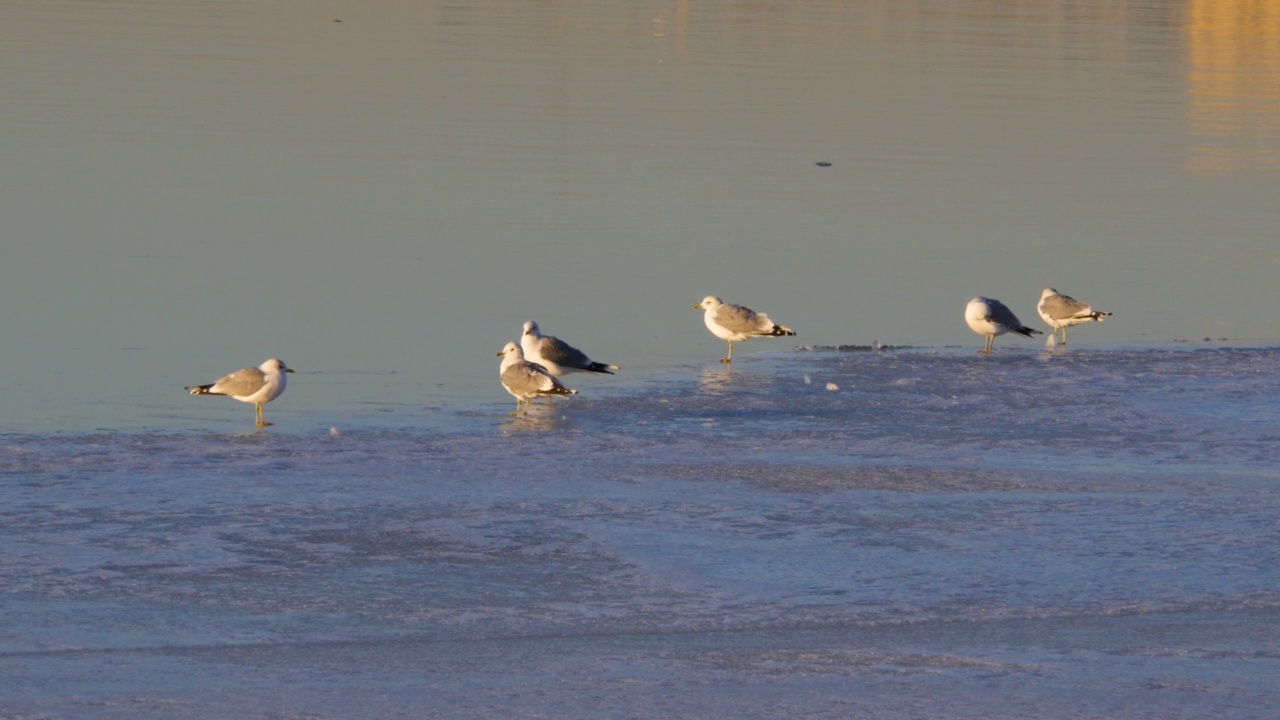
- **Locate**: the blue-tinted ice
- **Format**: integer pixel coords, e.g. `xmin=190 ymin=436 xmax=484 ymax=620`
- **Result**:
xmin=2 ymin=346 xmax=1278 ymax=718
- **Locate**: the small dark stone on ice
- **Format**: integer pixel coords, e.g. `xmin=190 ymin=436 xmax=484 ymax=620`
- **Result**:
xmin=815 ymin=161 xmax=832 ymax=167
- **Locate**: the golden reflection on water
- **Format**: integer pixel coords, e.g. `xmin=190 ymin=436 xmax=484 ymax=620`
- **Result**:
xmin=1184 ymin=0 xmax=1280 ymax=175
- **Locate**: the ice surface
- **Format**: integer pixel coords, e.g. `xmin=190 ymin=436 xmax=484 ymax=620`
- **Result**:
xmin=2 ymin=346 xmax=1279 ymax=718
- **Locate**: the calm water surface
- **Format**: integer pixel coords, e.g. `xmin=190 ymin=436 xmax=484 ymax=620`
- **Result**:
xmin=2 ymin=1 xmax=1279 ymax=718
xmin=1 ymin=0 xmax=1278 ymax=432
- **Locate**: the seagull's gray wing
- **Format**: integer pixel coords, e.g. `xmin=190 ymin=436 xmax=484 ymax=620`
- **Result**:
xmin=539 ymin=336 xmax=594 ymax=369
xmin=986 ymin=300 xmax=1025 ymax=329
xmin=503 ymin=361 xmax=562 ymax=396
xmin=1040 ymin=293 xmax=1092 ymax=321
xmin=713 ymin=303 xmax=770 ymax=334
xmin=210 ymin=367 xmax=268 ymax=397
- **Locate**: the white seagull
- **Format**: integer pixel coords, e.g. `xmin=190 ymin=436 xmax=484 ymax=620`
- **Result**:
xmin=497 ymin=342 xmax=578 ymax=416
xmin=695 ymin=295 xmax=795 ymax=363
xmin=1037 ymin=288 xmax=1112 ymax=345
xmin=186 ymin=357 xmax=295 ymax=427
xmin=521 ymin=320 xmax=619 ymax=376
xmin=965 ymin=297 xmax=1041 ymax=353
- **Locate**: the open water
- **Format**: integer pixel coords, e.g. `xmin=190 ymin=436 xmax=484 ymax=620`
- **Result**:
xmin=3 ymin=343 xmax=1279 ymax=718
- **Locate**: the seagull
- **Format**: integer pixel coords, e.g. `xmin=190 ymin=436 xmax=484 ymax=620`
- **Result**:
xmin=695 ymin=295 xmax=795 ymax=363
xmin=521 ymin=320 xmax=619 ymax=376
xmin=186 ymin=358 xmax=294 ymax=427
xmin=965 ymin=297 xmax=1041 ymax=353
xmin=497 ymin=342 xmax=578 ymax=416
xmin=1037 ymin=288 xmax=1112 ymax=345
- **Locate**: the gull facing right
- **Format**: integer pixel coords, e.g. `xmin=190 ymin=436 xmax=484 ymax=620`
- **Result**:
xmin=186 ymin=357 xmax=294 ymax=427
xmin=1037 ymin=288 xmax=1112 ymax=345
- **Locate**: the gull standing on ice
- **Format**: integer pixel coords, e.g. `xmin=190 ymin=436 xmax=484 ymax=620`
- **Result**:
xmin=695 ymin=295 xmax=796 ymax=363
xmin=498 ymin=341 xmax=578 ymax=416
xmin=521 ymin=320 xmax=619 ymax=376
xmin=186 ymin=357 xmax=295 ymax=427
xmin=965 ymin=297 xmax=1041 ymax=353
xmin=1037 ymin=288 xmax=1112 ymax=345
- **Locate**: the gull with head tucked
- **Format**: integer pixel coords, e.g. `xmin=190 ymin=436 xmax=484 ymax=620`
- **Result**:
xmin=498 ymin=341 xmax=578 ymax=416
xmin=695 ymin=295 xmax=795 ymax=363
xmin=521 ymin=320 xmax=618 ymax=376
xmin=1037 ymin=288 xmax=1112 ymax=345
xmin=965 ymin=297 xmax=1041 ymax=353
xmin=186 ymin=357 xmax=295 ymax=427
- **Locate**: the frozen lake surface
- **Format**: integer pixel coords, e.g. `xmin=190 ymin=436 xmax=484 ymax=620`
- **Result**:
xmin=3 ymin=344 xmax=1278 ymax=718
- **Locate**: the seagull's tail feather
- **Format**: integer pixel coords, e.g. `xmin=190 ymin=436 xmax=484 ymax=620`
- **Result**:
xmin=186 ymin=384 xmax=218 ymax=395
xmin=1089 ymin=311 xmax=1112 ymax=321
xmin=1015 ymin=327 xmax=1043 ymax=338
xmin=585 ymin=362 xmax=619 ymax=374
xmin=769 ymin=324 xmax=796 ymax=337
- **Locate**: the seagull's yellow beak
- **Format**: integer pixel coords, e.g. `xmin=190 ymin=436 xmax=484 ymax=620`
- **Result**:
xmin=694 ymin=303 xmax=703 ymax=310
xmin=286 ymin=368 xmax=296 ymax=374
xmin=496 ymin=350 xmax=505 ymax=357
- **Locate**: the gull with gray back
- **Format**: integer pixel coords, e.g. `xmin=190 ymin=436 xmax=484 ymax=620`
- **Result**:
xmin=498 ymin=342 xmax=578 ymax=416
xmin=695 ymin=295 xmax=795 ymax=363
xmin=1038 ymin=288 xmax=1112 ymax=345
xmin=965 ymin=297 xmax=1041 ymax=353
xmin=186 ymin=357 xmax=294 ymax=427
xmin=521 ymin=320 xmax=618 ymax=376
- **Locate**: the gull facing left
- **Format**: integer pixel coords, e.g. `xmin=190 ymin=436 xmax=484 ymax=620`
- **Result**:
xmin=186 ymin=357 xmax=294 ymax=427
xmin=521 ymin=320 xmax=619 ymax=376
xmin=965 ymin=297 xmax=1041 ymax=353
xmin=695 ymin=295 xmax=795 ymax=363
xmin=498 ymin=342 xmax=578 ymax=416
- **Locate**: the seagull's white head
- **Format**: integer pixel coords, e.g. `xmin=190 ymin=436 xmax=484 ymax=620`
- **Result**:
xmin=262 ymin=358 xmax=294 ymax=374
xmin=696 ymin=295 xmax=722 ymax=310
xmin=498 ymin=341 xmax=523 ymax=359
xmin=965 ymin=298 xmax=991 ymax=323
xmin=522 ymin=320 xmax=540 ymax=337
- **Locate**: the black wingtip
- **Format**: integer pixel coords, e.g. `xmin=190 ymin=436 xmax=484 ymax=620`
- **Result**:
xmin=586 ymin=363 xmax=616 ymax=374
xmin=1016 ymin=327 xmax=1043 ymax=338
